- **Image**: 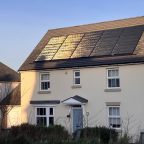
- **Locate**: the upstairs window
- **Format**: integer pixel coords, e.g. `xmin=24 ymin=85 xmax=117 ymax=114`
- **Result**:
xmin=107 ymin=68 xmax=120 ymax=88
xmin=40 ymin=73 xmax=50 ymax=91
xmin=108 ymin=106 xmax=121 ymax=129
xmin=73 ymin=70 xmax=80 ymax=85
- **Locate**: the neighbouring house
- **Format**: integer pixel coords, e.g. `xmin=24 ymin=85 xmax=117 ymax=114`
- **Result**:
xmin=19 ymin=16 xmax=144 ymax=140
xmin=0 ymin=62 xmax=21 ymax=129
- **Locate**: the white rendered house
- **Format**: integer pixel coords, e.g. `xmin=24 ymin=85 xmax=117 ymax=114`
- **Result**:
xmin=19 ymin=16 xmax=144 ymax=139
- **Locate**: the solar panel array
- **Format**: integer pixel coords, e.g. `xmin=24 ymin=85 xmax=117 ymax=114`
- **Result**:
xmin=36 ymin=25 xmax=144 ymax=61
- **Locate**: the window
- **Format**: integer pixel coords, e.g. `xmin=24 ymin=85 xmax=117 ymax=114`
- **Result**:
xmin=107 ymin=68 xmax=120 ymax=88
xmin=36 ymin=107 xmax=54 ymax=126
xmin=40 ymin=73 xmax=50 ymax=91
xmin=108 ymin=106 xmax=121 ymax=129
xmin=73 ymin=70 xmax=80 ymax=85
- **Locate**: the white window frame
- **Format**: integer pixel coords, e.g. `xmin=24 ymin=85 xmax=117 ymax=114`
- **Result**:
xmin=107 ymin=68 xmax=120 ymax=89
xmin=35 ymin=106 xmax=54 ymax=127
xmin=107 ymin=106 xmax=121 ymax=129
xmin=40 ymin=72 xmax=50 ymax=91
xmin=73 ymin=70 xmax=80 ymax=85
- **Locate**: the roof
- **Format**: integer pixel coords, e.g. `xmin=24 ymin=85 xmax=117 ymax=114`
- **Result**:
xmin=62 ymin=95 xmax=88 ymax=105
xmin=0 ymin=62 xmax=20 ymax=82
xmin=19 ymin=16 xmax=144 ymax=71
xmin=0 ymin=84 xmax=21 ymax=105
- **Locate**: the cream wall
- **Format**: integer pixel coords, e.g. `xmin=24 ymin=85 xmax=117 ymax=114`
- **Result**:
xmin=7 ymin=106 xmax=21 ymax=128
xmin=20 ymin=64 xmax=144 ymax=139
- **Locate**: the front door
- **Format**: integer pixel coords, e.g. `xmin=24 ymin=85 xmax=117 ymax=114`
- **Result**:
xmin=72 ymin=107 xmax=83 ymax=132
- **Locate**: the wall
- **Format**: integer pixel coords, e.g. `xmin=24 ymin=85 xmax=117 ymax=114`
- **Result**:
xmin=20 ymin=64 xmax=144 ymax=139
xmin=7 ymin=106 xmax=21 ymax=128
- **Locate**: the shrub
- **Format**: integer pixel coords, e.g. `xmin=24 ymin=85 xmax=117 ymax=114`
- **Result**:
xmin=117 ymin=134 xmax=130 ymax=144
xmin=77 ymin=126 xmax=118 ymax=143
xmin=8 ymin=123 xmax=69 ymax=143
xmin=1 ymin=124 xmax=130 ymax=144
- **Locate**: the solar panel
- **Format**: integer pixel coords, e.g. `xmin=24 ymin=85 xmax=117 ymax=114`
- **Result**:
xmin=91 ymin=31 xmax=121 ymax=56
xmin=36 ymin=25 xmax=144 ymax=61
xmin=112 ymin=27 xmax=142 ymax=55
xmin=53 ymin=34 xmax=84 ymax=59
xmin=36 ymin=36 xmax=67 ymax=61
xmin=71 ymin=32 xmax=103 ymax=58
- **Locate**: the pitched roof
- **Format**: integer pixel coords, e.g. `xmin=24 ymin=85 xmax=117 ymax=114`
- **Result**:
xmin=0 ymin=62 xmax=20 ymax=82
xmin=19 ymin=16 xmax=144 ymax=71
xmin=62 ymin=95 xmax=88 ymax=105
xmin=0 ymin=84 xmax=21 ymax=105
xmin=72 ymin=95 xmax=88 ymax=103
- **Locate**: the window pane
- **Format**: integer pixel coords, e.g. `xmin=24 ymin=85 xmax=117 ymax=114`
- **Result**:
xmin=49 ymin=108 xmax=53 ymax=115
xmin=108 ymin=79 xmax=120 ymax=88
xmin=114 ymin=70 xmax=118 ymax=76
xmin=116 ymin=107 xmax=120 ymax=116
xmin=49 ymin=117 xmax=54 ymax=125
xmin=37 ymin=117 xmax=47 ymax=126
xmin=75 ymin=78 xmax=80 ymax=84
xmin=116 ymin=79 xmax=120 ymax=87
xmin=108 ymin=69 xmax=118 ymax=77
xmin=108 ymin=79 xmax=112 ymax=87
xmin=75 ymin=71 xmax=80 ymax=77
xmin=109 ymin=107 xmax=120 ymax=116
xmin=113 ymin=107 xmax=117 ymax=115
xmin=37 ymin=108 xmax=46 ymax=115
xmin=41 ymin=82 xmax=50 ymax=90
xmin=109 ymin=107 xmax=113 ymax=116
xmin=111 ymin=79 xmax=116 ymax=87
xmin=108 ymin=70 xmax=112 ymax=77
xmin=109 ymin=118 xmax=120 ymax=128
xmin=41 ymin=74 xmax=49 ymax=80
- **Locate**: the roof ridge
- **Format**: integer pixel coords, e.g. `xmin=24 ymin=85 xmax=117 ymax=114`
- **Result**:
xmin=48 ymin=16 xmax=144 ymax=32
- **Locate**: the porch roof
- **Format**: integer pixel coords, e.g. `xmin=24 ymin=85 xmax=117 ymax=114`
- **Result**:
xmin=62 ymin=95 xmax=88 ymax=105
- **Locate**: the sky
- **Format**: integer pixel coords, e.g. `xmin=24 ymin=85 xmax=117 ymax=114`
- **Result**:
xmin=0 ymin=0 xmax=144 ymax=71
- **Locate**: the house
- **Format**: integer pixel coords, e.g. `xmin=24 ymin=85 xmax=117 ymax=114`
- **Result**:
xmin=19 ymin=16 xmax=144 ymax=139
xmin=0 ymin=62 xmax=21 ymax=128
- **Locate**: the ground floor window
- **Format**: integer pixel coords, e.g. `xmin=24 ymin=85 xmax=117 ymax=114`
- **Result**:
xmin=108 ymin=106 xmax=121 ymax=129
xmin=35 ymin=107 xmax=54 ymax=127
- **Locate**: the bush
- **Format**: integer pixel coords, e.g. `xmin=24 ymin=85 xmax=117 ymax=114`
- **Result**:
xmin=117 ymin=134 xmax=130 ymax=144
xmin=76 ymin=126 xmax=118 ymax=143
xmin=2 ymin=123 xmax=69 ymax=143
xmin=0 ymin=124 xmax=132 ymax=144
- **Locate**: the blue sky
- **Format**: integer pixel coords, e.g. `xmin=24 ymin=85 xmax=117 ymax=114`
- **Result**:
xmin=0 ymin=0 xmax=144 ymax=70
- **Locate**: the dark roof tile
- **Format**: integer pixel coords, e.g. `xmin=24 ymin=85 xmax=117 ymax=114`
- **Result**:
xmin=0 ymin=84 xmax=21 ymax=105
xmin=0 ymin=62 xmax=20 ymax=82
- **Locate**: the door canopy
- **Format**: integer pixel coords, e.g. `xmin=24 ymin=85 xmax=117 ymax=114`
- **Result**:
xmin=62 ymin=95 xmax=88 ymax=105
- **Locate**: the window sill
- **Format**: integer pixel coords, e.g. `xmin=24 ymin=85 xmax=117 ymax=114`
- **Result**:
xmin=38 ymin=91 xmax=51 ymax=94
xmin=104 ymin=88 xmax=121 ymax=92
xmin=71 ymin=85 xmax=82 ymax=89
